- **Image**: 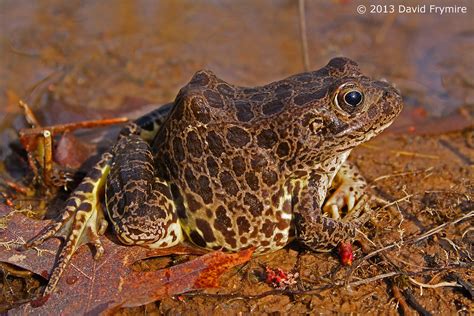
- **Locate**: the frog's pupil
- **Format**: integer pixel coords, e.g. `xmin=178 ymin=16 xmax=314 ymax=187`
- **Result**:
xmin=344 ymin=91 xmax=362 ymax=107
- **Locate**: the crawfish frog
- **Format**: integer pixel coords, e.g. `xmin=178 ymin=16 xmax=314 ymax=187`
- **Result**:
xmin=27 ymin=57 xmax=403 ymax=294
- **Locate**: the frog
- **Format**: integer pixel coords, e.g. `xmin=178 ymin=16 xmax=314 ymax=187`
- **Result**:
xmin=26 ymin=57 xmax=403 ymax=295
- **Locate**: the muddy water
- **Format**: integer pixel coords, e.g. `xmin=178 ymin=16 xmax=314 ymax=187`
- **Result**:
xmin=1 ymin=1 xmax=472 ymax=138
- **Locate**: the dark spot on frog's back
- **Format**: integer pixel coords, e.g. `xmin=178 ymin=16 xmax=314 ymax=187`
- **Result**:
xmin=245 ymin=172 xmax=259 ymax=191
xmin=184 ymin=167 xmax=198 ymax=193
xmin=251 ymin=153 xmax=268 ymax=171
xmin=226 ymin=126 xmax=250 ymax=147
xmin=189 ymin=96 xmax=211 ymax=124
xmin=186 ymin=194 xmax=202 ymax=213
xmin=327 ymin=57 xmax=348 ymax=69
xmin=214 ymin=206 xmax=233 ymax=236
xmin=220 ymin=171 xmax=239 ymax=196
xmin=190 ymin=71 xmax=210 ymax=86
xmin=217 ymin=83 xmax=235 ymax=97
xmin=276 ymin=142 xmax=290 ymax=158
xmin=198 ymin=175 xmax=213 ymax=204
xmin=232 ymin=156 xmax=246 ymax=176
xmin=262 ymin=169 xmax=278 ymax=186
xmin=262 ymin=99 xmax=284 ymax=116
xmin=235 ymin=100 xmax=254 ymax=122
xmin=236 ymin=216 xmax=251 ymax=234
xmin=275 ymin=83 xmax=292 ymax=95
xmin=261 ymin=219 xmax=276 ymax=238
xmin=172 ymin=137 xmax=185 ymax=162
xmin=251 ymin=92 xmax=269 ymax=102
xmin=206 ymin=156 xmax=219 ymax=177
xmin=293 ymin=89 xmax=326 ymax=106
xmin=244 ymin=192 xmax=264 ymax=216
xmin=206 ymin=131 xmax=225 ymax=157
xmin=327 ymin=57 xmax=359 ymax=72
xmin=186 ymin=131 xmax=203 ymax=158
xmin=203 ymin=89 xmax=224 ymax=108
xmin=257 ymin=129 xmax=278 ymax=149
xmin=195 ymin=218 xmax=216 ymax=243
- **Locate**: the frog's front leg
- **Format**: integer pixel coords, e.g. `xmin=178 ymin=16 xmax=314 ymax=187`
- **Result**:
xmin=293 ymin=172 xmax=356 ymax=252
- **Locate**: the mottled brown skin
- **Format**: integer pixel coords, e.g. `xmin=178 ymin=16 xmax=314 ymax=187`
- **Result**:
xmin=27 ymin=57 xmax=403 ymax=295
xmin=107 ymin=57 xmax=403 ymax=252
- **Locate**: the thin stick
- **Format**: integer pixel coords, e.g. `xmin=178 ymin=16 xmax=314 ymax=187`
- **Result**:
xmin=19 ymin=117 xmax=129 ymax=137
xmin=18 ymin=100 xmax=41 ymax=127
xmin=42 ymin=130 xmax=53 ymax=187
xmin=371 ymin=167 xmax=433 ymax=183
xmin=298 ymin=0 xmax=310 ymax=71
xmin=348 ymin=271 xmax=400 ymax=287
xmin=408 ymin=277 xmax=461 ymax=289
xmin=391 ymin=283 xmax=411 ymax=315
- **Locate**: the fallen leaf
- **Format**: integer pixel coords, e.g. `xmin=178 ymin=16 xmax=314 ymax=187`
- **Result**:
xmin=0 ymin=204 xmax=253 ymax=314
xmin=54 ymin=132 xmax=96 ymax=169
xmin=109 ymin=248 xmax=254 ymax=311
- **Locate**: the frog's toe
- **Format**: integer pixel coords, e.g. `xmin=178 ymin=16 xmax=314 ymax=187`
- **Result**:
xmin=323 ymin=162 xmax=367 ymax=220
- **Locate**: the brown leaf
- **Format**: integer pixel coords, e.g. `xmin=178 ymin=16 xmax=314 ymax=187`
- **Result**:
xmin=0 ymin=204 xmax=253 ymax=314
xmin=111 ymin=248 xmax=254 ymax=310
xmin=54 ymin=132 xmax=96 ymax=169
xmin=0 ymin=205 xmax=58 ymax=278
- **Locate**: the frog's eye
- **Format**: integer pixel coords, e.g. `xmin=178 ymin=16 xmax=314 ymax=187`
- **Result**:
xmin=335 ymin=86 xmax=364 ymax=114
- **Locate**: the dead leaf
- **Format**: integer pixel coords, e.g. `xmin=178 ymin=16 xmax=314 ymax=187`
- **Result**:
xmin=0 ymin=204 xmax=253 ymax=314
xmin=110 ymin=248 xmax=254 ymax=310
xmin=54 ymin=132 xmax=96 ymax=169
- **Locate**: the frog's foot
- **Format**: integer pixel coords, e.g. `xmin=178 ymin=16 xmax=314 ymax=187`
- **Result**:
xmin=25 ymin=153 xmax=112 ymax=295
xmin=323 ymin=161 xmax=368 ymax=221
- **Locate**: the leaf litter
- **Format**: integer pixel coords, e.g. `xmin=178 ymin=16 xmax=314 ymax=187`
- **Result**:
xmin=0 ymin=204 xmax=253 ymax=314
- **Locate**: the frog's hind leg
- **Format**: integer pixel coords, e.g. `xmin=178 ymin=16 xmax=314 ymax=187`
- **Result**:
xmin=25 ymin=104 xmax=174 ymax=295
xmin=322 ymin=161 xmax=370 ymax=222
xmin=105 ymin=124 xmax=183 ymax=248
xmin=25 ymin=153 xmax=112 ymax=295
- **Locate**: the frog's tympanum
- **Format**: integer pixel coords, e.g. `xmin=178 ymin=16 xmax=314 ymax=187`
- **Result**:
xmin=27 ymin=57 xmax=403 ymax=294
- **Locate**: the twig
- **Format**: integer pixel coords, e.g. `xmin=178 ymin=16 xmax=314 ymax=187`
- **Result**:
xmin=408 ymin=277 xmax=461 ymax=290
xmin=348 ymin=271 xmax=400 ymax=287
xmin=403 ymin=288 xmax=432 ymax=316
xmin=18 ymin=100 xmax=41 ymax=127
xmin=392 ymin=150 xmax=439 ymax=160
xmin=378 ymin=193 xmax=413 ymax=211
xmin=1 ymin=178 xmax=29 ymax=194
xmin=391 ymin=283 xmax=411 ymax=315
xmin=360 ymin=144 xmax=439 ymax=160
xmin=298 ymin=0 xmax=310 ymax=71
xmin=19 ymin=117 xmax=128 ymax=138
xmin=371 ymin=167 xmax=433 ymax=183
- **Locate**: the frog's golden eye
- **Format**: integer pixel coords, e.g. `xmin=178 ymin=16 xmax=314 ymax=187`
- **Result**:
xmin=335 ymin=85 xmax=364 ymax=114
